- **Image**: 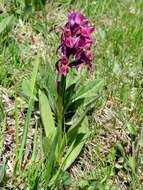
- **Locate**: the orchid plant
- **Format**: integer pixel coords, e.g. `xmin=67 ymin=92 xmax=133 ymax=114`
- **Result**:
xmin=38 ymin=11 xmax=102 ymax=188
xmin=16 ymin=11 xmax=102 ymax=189
xmin=55 ymin=10 xmax=95 ymax=159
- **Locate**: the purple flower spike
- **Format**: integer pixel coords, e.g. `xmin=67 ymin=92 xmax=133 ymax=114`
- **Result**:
xmin=58 ymin=11 xmax=95 ymax=75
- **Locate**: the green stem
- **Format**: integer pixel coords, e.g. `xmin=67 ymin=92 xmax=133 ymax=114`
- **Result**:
xmin=57 ymin=74 xmax=66 ymax=161
xmin=57 ymin=94 xmax=63 ymax=154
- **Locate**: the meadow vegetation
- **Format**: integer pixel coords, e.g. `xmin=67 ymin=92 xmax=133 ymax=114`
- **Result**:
xmin=0 ymin=0 xmax=143 ymax=189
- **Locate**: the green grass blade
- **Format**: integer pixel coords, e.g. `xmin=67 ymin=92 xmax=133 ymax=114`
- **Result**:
xmin=15 ymin=98 xmax=19 ymax=159
xmin=0 ymin=119 xmax=6 ymax=158
xmin=31 ymin=123 xmax=38 ymax=162
xmin=0 ymin=15 xmax=14 ymax=34
xmin=16 ymin=56 xmax=40 ymax=171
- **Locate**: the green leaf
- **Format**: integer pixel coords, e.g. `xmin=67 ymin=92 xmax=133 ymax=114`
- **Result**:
xmin=16 ymin=56 xmax=40 ymax=171
xmin=62 ymin=172 xmax=72 ymax=186
xmin=0 ymin=163 xmax=6 ymax=183
xmin=69 ymin=0 xmax=76 ymax=5
xmin=128 ymin=156 xmax=136 ymax=173
xmin=41 ymin=60 xmax=57 ymax=111
xmin=62 ymin=117 xmax=89 ymax=171
xmin=116 ymin=143 xmax=126 ymax=159
xmin=141 ymin=153 xmax=143 ymax=165
xmin=120 ymin=84 xmax=130 ymax=103
xmin=15 ymin=98 xmax=19 ymax=160
xmin=63 ymin=134 xmax=85 ymax=171
xmin=75 ymin=79 xmax=103 ymax=100
xmin=46 ymin=59 xmax=57 ymax=98
xmin=141 ymin=126 xmax=143 ymax=146
xmin=66 ymin=109 xmax=89 ymax=143
xmin=107 ymin=147 xmax=116 ymax=162
xmin=64 ymin=83 xmax=76 ymax=108
xmin=127 ymin=123 xmax=137 ymax=136
xmin=65 ymin=98 xmax=84 ymax=123
xmin=0 ymin=15 xmax=14 ymax=34
xmin=22 ymin=79 xmax=37 ymax=100
xmin=23 ymin=5 xmax=32 ymax=18
xmin=0 ymin=99 xmax=4 ymax=124
xmin=25 ymin=0 xmax=32 ymax=6
xmin=45 ymin=129 xmax=58 ymax=185
xmin=66 ymin=98 xmax=96 ymax=143
xmin=22 ymin=79 xmax=32 ymax=97
xmin=0 ymin=118 xmax=6 ymax=157
xmin=31 ymin=125 xmax=38 ymax=162
xmin=39 ymin=90 xmax=56 ymax=141
xmin=110 ymin=186 xmax=120 ymax=190
xmin=42 ymin=136 xmax=52 ymax=157
xmin=79 ymin=180 xmax=89 ymax=188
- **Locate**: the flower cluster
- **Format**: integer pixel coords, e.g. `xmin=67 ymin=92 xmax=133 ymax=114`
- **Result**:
xmin=58 ymin=11 xmax=95 ymax=76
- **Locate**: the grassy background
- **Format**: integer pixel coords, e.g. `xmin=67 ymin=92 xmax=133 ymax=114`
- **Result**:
xmin=0 ymin=0 xmax=143 ymax=189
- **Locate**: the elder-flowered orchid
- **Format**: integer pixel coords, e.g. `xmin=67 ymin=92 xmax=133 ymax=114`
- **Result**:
xmin=57 ymin=11 xmax=95 ymax=76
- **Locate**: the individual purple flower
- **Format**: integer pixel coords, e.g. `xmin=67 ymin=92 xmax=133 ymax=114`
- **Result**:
xmin=59 ymin=65 xmax=69 ymax=76
xmin=57 ymin=11 xmax=95 ymax=75
xmin=68 ymin=11 xmax=88 ymax=26
xmin=60 ymin=56 xmax=68 ymax=65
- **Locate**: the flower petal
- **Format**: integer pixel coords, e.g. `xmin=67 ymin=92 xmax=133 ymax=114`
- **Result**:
xmin=60 ymin=56 xmax=68 ymax=65
xmin=65 ymin=36 xmax=78 ymax=48
xmin=59 ymin=65 xmax=69 ymax=76
xmin=85 ymin=50 xmax=94 ymax=61
xmin=81 ymin=26 xmax=95 ymax=37
xmin=87 ymin=63 xmax=94 ymax=72
xmin=68 ymin=11 xmax=88 ymax=26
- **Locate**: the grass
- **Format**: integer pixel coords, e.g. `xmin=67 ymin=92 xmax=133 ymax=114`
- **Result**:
xmin=0 ymin=0 xmax=143 ymax=189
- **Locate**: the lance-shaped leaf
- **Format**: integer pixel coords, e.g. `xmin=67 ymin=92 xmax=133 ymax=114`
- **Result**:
xmin=64 ymin=83 xmax=76 ymax=109
xmin=66 ymin=108 xmax=88 ymax=142
xmin=128 ymin=156 xmax=136 ymax=174
xmin=66 ymin=97 xmax=96 ymax=143
xmin=39 ymin=90 xmax=56 ymax=141
xmin=0 ymin=15 xmax=14 ymax=34
xmin=75 ymin=79 xmax=103 ymax=100
xmin=0 ymin=163 xmax=6 ymax=184
xmin=46 ymin=60 xmax=57 ymax=99
xmin=45 ymin=129 xmax=58 ymax=185
xmin=65 ymin=98 xmax=84 ymax=123
xmin=40 ymin=59 xmax=57 ymax=112
xmin=62 ymin=117 xmax=89 ymax=171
